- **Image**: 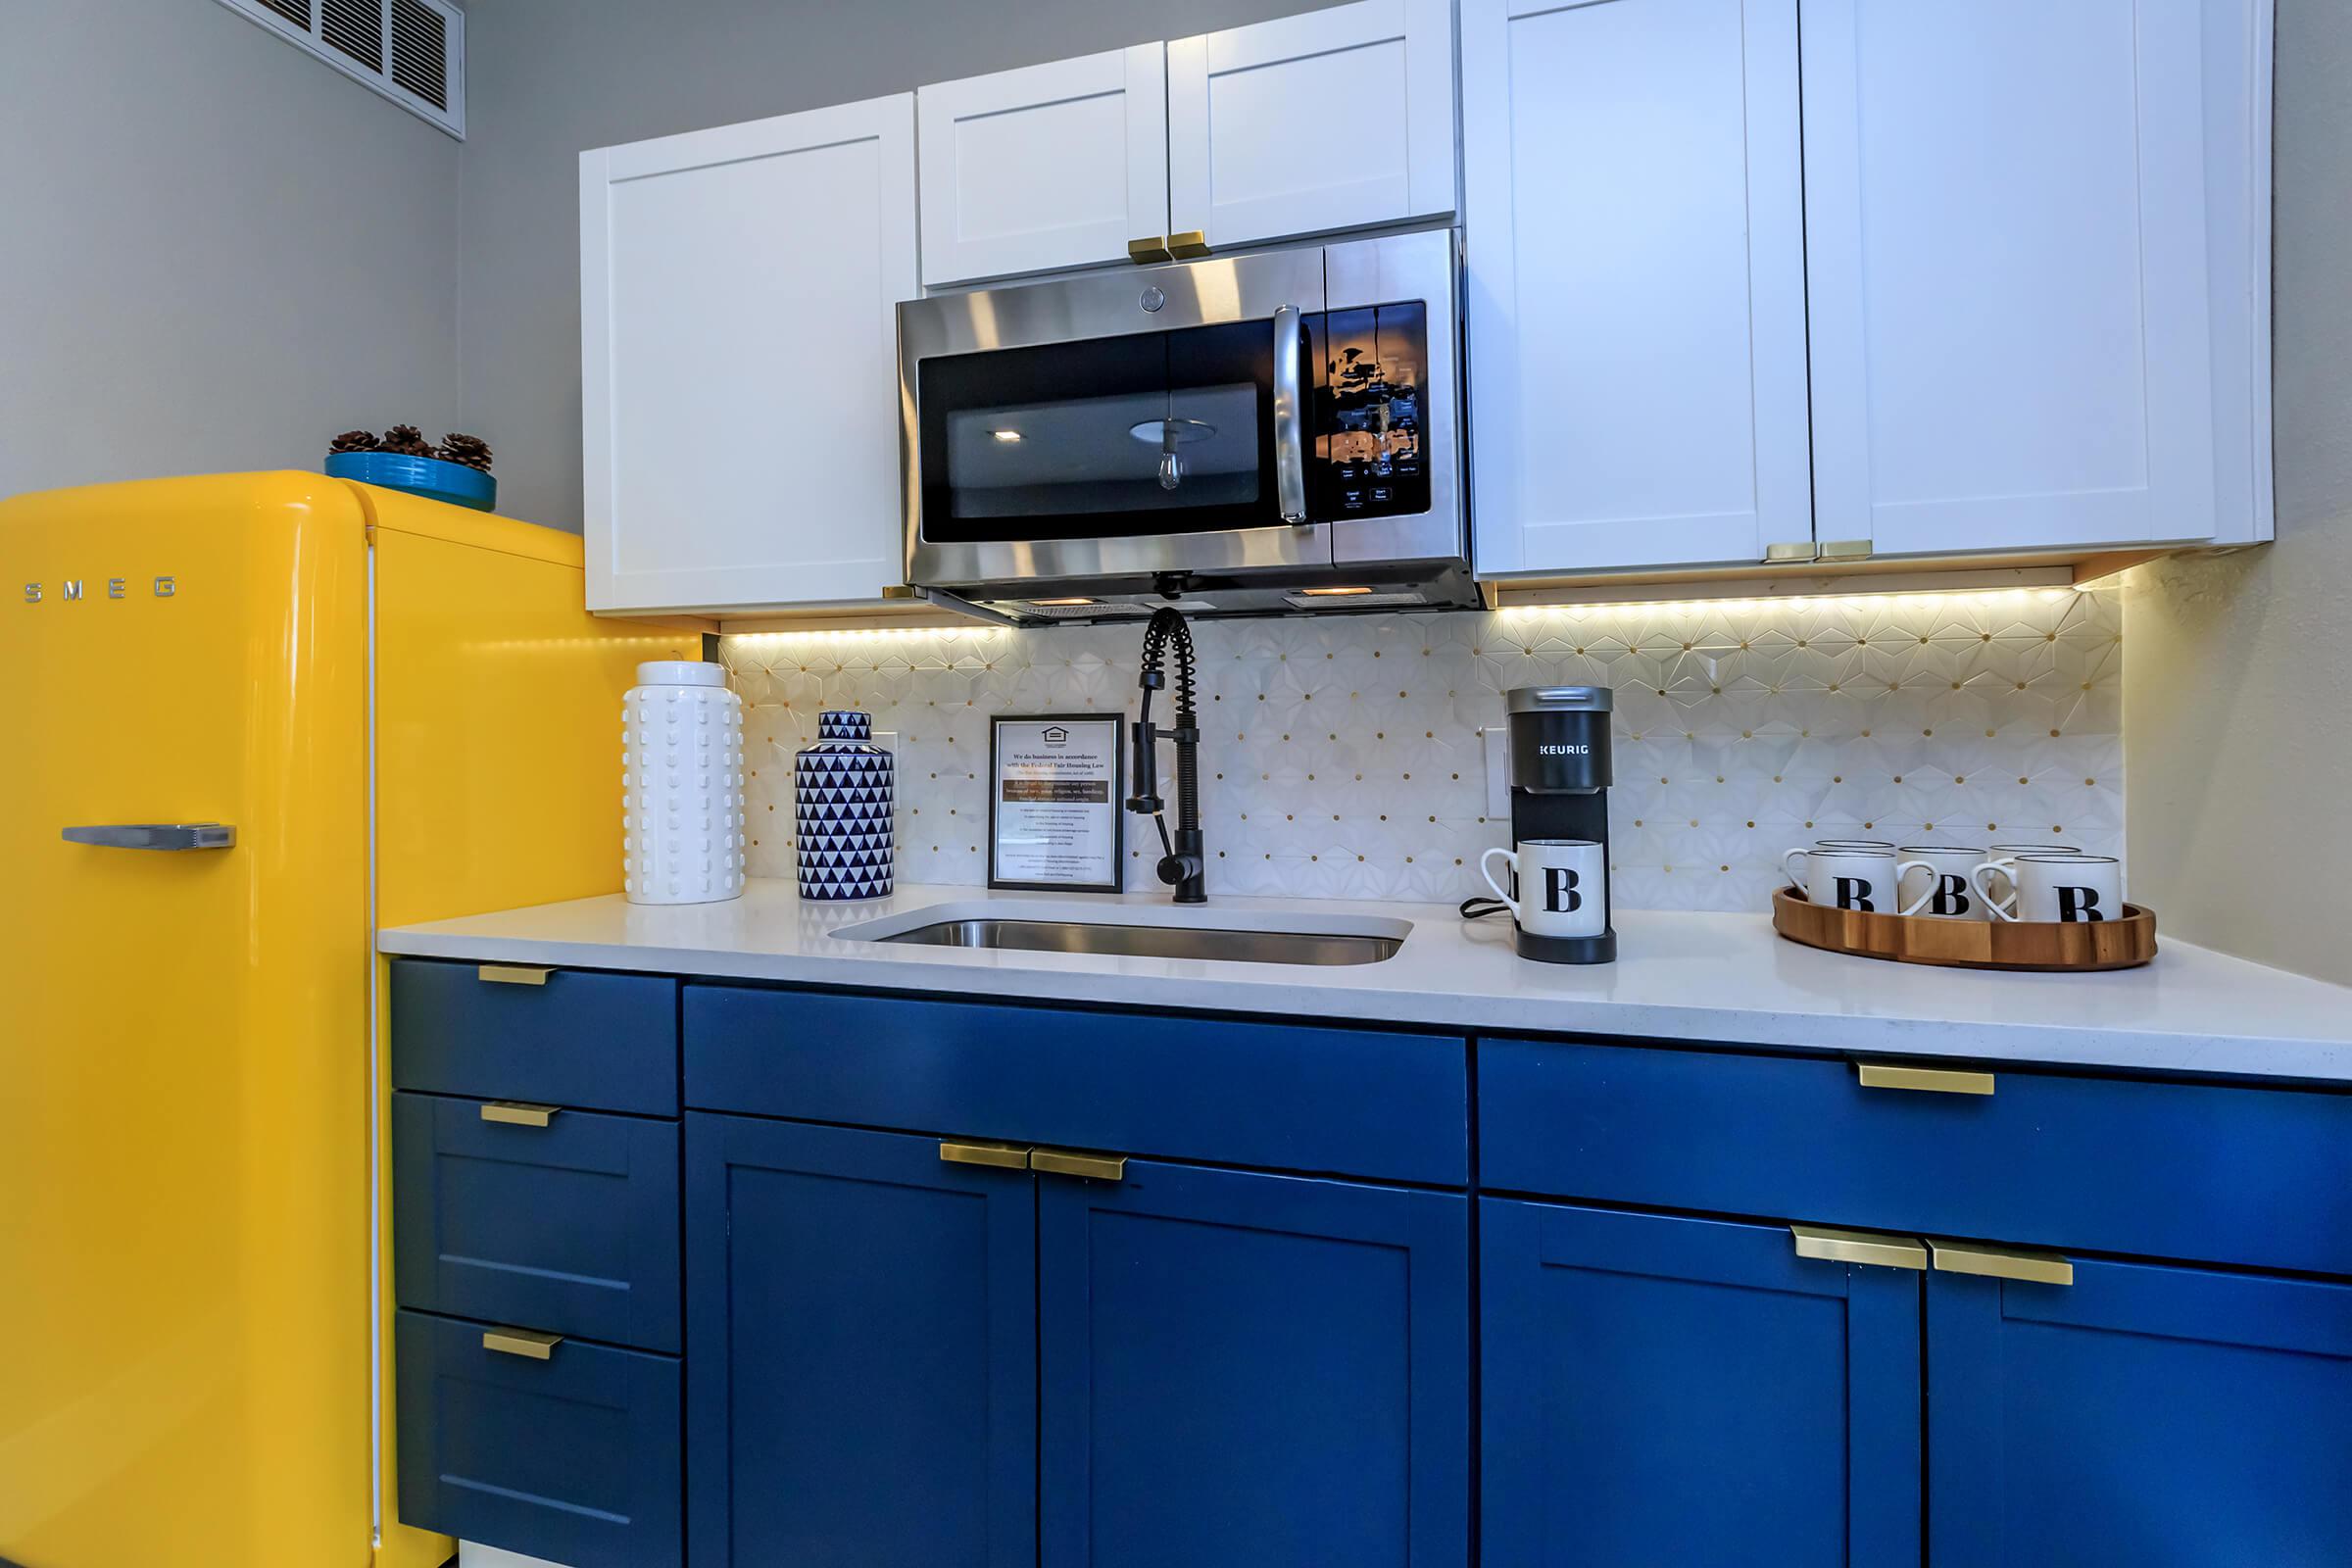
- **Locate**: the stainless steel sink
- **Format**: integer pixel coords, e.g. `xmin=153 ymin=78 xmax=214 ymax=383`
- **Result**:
xmin=867 ymin=916 xmax=1404 ymax=966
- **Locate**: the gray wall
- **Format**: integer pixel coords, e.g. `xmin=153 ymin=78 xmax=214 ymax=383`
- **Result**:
xmin=457 ymin=0 xmax=1343 ymax=528
xmin=2124 ymin=0 xmax=2352 ymax=985
xmin=0 ymin=0 xmax=461 ymax=496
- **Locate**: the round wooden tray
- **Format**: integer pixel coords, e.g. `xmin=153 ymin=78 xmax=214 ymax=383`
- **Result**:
xmin=1772 ymin=887 xmax=2156 ymax=971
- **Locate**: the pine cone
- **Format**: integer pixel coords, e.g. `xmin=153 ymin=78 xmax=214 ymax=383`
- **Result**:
xmin=437 ymin=432 xmax=494 ymax=473
xmin=379 ymin=423 xmax=433 ymax=458
xmin=328 ymin=429 xmax=379 ymax=455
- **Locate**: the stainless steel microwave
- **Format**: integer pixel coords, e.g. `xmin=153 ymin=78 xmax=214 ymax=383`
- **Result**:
xmin=898 ymin=228 xmax=1474 ymax=625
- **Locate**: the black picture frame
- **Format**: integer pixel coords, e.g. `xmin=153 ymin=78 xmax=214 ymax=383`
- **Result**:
xmin=987 ymin=712 xmax=1127 ymax=894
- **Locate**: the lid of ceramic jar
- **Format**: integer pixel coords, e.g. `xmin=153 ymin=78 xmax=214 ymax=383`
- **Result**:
xmin=818 ymin=710 xmax=872 ymax=740
xmin=636 ymin=661 xmax=726 ymax=688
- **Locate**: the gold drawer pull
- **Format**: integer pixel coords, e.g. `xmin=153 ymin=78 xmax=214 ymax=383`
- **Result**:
xmin=481 ymin=1327 xmax=564 ymax=1360
xmin=1818 ymin=538 xmax=1875 ymax=561
xmin=1167 ymin=229 xmax=1210 ymax=259
xmin=1790 ymin=1224 xmax=1928 ymax=1271
xmin=1127 ymin=235 xmax=1172 ymax=265
xmin=939 ymin=1139 xmax=1030 ymax=1171
xmin=480 ymin=1102 xmax=561 ymax=1128
xmin=1031 ymin=1148 xmax=1127 ymax=1182
xmin=477 ymin=963 xmax=552 ymax=986
xmin=1855 ymin=1062 xmax=1994 ymax=1097
xmin=1930 ymin=1240 xmax=2074 ymax=1287
xmin=1763 ymin=541 xmax=1819 ymax=563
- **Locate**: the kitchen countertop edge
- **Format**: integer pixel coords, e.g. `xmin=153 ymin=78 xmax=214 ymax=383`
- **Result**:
xmin=377 ymin=883 xmax=2352 ymax=1088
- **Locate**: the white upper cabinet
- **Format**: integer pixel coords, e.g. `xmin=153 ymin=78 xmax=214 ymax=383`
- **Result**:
xmin=917 ymin=46 xmax=1169 ymax=287
xmin=1168 ymin=0 xmax=1458 ymax=251
xmin=1800 ymin=0 xmax=2271 ymax=558
xmin=581 ymin=95 xmax=918 ymax=613
xmin=1462 ymin=0 xmax=1813 ymax=575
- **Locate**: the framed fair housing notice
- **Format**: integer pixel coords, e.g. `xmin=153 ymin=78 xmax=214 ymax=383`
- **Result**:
xmin=988 ymin=714 xmax=1126 ymax=893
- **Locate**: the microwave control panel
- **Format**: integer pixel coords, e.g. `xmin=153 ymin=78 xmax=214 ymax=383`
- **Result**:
xmin=1312 ymin=303 xmax=1431 ymax=521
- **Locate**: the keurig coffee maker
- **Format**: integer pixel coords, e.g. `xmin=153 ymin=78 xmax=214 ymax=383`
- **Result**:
xmin=1502 ymin=685 xmax=1616 ymax=963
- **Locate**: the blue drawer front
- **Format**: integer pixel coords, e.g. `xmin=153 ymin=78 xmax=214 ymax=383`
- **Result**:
xmin=391 ymin=958 xmax=678 ymax=1115
xmin=394 ymin=1092 xmax=681 ymax=1352
xmin=686 ymin=986 xmax=1468 ymax=1187
xmin=1480 ymin=1040 xmax=2352 ymax=1276
xmin=395 ymin=1308 xmax=681 ymax=1568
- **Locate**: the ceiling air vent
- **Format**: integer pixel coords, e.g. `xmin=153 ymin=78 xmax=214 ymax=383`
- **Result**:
xmin=211 ymin=0 xmax=465 ymax=138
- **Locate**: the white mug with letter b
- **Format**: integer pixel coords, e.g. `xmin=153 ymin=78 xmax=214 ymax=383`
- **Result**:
xmin=1974 ymin=853 xmax=2124 ymax=923
xmin=1481 ymin=839 xmax=1607 ymax=939
xmin=1784 ymin=846 xmax=1936 ymax=915
xmin=1898 ymin=846 xmax=1991 ymax=920
xmin=1975 ymin=843 xmax=2083 ymax=906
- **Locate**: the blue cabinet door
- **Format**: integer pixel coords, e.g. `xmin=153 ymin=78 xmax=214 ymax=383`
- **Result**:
xmin=1929 ymin=1258 xmax=2352 ymax=1566
xmin=1038 ymin=1159 xmax=1469 ymax=1568
xmin=685 ymin=1114 xmax=1037 ymax=1568
xmin=1481 ymin=1200 xmax=1922 ymax=1566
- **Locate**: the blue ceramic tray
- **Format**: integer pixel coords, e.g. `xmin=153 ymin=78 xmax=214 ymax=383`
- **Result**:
xmin=325 ymin=451 xmax=496 ymax=512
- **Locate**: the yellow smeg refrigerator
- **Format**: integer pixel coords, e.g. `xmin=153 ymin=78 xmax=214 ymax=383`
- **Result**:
xmin=0 ymin=472 xmax=693 ymax=1568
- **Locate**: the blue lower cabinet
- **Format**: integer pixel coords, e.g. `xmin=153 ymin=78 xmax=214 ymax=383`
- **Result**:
xmin=1929 ymin=1258 xmax=2352 ymax=1566
xmin=393 ymin=1092 xmax=681 ymax=1351
xmin=685 ymin=1113 xmax=1038 ymax=1568
xmin=394 ymin=1308 xmax=681 ymax=1568
xmin=1038 ymin=1159 xmax=1470 ymax=1568
xmin=1481 ymin=1200 xmax=1922 ymax=1566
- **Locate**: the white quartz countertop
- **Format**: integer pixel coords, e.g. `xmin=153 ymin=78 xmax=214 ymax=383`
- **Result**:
xmin=378 ymin=880 xmax=2352 ymax=1085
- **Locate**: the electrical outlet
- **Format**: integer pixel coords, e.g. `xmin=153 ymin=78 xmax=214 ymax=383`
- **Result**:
xmin=1484 ymin=726 xmax=1511 ymax=817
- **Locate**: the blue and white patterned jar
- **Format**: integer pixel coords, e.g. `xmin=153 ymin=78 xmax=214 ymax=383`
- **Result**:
xmin=794 ymin=710 xmax=896 ymax=900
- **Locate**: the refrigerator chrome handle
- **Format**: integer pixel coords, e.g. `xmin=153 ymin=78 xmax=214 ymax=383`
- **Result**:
xmin=1272 ymin=304 xmax=1308 ymax=524
xmin=62 ymin=823 xmax=236 ymax=852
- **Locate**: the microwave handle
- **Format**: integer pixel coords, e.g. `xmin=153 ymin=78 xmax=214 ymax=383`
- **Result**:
xmin=1271 ymin=305 xmax=1308 ymax=524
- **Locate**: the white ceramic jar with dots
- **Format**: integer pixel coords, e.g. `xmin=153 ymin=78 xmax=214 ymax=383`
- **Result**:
xmin=621 ymin=661 xmax=745 ymax=905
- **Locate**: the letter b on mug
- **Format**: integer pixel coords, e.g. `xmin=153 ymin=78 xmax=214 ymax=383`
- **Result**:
xmin=1482 ymin=839 xmax=1606 ymax=939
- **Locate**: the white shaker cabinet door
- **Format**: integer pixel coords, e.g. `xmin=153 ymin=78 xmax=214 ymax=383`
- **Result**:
xmin=1168 ymin=0 xmax=1457 ymax=252
xmin=1800 ymin=0 xmax=2271 ymax=558
xmin=580 ymin=95 xmax=918 ymax=613
xmin=917 ymin=46 xmax=1169 ymax=286
xmin=1461 ymin=0 xmax=1812 ymax=575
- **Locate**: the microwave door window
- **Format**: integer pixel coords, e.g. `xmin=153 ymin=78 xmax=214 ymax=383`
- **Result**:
xmin=946 ymin=383 xmax=1258 ymax=518
xmin=918 ymin=321 xmax=1280 ymax=543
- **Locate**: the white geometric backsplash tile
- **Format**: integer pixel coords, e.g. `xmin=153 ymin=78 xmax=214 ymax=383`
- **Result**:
xmin=720 ymin=587 xmax=2124 ymax=911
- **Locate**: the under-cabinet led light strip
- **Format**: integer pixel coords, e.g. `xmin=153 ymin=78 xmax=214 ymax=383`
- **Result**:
xmin=721 ymin=585 xmax=2088 ymax=649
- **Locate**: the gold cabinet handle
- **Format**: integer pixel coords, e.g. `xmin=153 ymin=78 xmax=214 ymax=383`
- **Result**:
xmin=1818 ymin=538 xmax=1875 ymax=561
xmin=477 ymin=963 xmax=552 ymax=986
xmin=1855 ymin=1062 xmax=1995 ymax=1097
xmin=1127 ymin=236 xmax=1172 ymax=265
xmin=939 ymin=1139 xmax=1031 ymax=1171
xmin=1031 ymin=1148 xmax=1127 ymax=1182
xmin=480 ymin=1102 xmax=561 ymax=1128
xmin=1167 ymin=229 xmax=1210 ymax=259
xmin=1930 ymin=1240 xmax=2074 ymax=1287
xmin=1790 ymin=1224 xmax=1928 ymax=1271
xmin=481 ymin=1327 xmax=564 ymax=1360
xmin=1763 ymin=541 xmax=1820 ymax=564
xmin=881 ymin=584 xmax=918 ymax=600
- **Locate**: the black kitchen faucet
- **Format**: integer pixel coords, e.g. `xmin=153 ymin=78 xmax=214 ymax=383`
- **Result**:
xmin=1126 ymin=607 xmax=1207 ymax=904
